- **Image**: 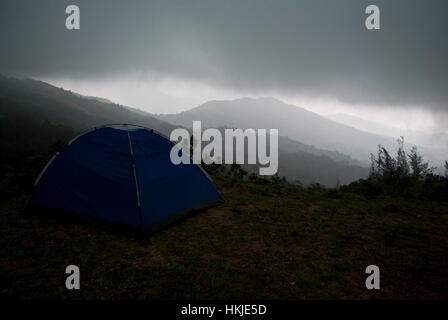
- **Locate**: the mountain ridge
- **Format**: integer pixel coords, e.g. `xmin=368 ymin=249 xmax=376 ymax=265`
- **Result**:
xmin=156 ymin=97 xmax=447 ymax=169
xmin=156 ymin=97 xmax=394 ymax=163
xmin=0 ymin=76 xmax=369 ymax=186
xmin=327 ymin=113 xmax=448 ymax=149
xmin=0 ymin=74 xmax=176 ymax=136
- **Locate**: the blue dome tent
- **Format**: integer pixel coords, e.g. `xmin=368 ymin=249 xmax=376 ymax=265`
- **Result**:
xmin=28 ymin=124 xmax=224 ymax=235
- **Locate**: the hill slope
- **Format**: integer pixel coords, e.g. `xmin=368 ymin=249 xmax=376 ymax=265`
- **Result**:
xmin=157 ymin=97 xmax=445 ymax=166
xmin=0 ymin=74 xmax=175 ymax=136
xmin=1 ymin=176 xmax=447 ymax=299
xmin=327 ymin=113 xmax=448 ymax=150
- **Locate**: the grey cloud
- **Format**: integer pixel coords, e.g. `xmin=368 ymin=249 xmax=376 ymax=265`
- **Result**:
xmin=1 ymin=0 xmax=447 ymax=113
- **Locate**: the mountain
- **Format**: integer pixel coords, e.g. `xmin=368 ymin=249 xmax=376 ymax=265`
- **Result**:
xmin=157 ymin=97 xmax=447 ymax=168
xmin=0 ymin=74 xmax=175 ymax=136
xmin=71 ymin=92 xmax=116 ymax=105
xmin=277 ymin=135 xmax=364 ymax=167
xmin=189 ymin=128 xmax=368 ymax=186
xmin=156 ymin=97 xmax=391 ymax=164
xmin=155 ymin=97 xmax=378 ymax=185
xmin=327 ymin=113 xmax=448 ymax=149
xmin=0 ymin=76 xmax=369 ymax=186
xmin=275 ymin=142 xmax=368 ymax=186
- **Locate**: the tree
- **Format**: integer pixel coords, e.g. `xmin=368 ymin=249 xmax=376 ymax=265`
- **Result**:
xmin=371 ymin=145 xmax=397 ymax=178
xmin=369 ymin=153 xmax=377 ymax=177
xmin=445 ymin=160 xmax=448 ymax=177
xmin=408 ymin=146 xmax=432 ymax=179
xmin=369 ymin=138 xmax=433 ymax=181
xmin=395 ymin=137 xmax=409 ymax=177
xmin=362 ymin=138 xmax=446 ymax=199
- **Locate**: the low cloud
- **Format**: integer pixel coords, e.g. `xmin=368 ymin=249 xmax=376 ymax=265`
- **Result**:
xmin=1 ymin=0 xmax=447 ymax=128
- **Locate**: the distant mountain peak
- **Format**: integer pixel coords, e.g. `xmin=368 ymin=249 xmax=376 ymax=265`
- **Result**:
xmin=190 ymin=96 xmax=303 ymax=114
xmin=235 ymin=96 xmax=283 ymax=103
xmin=155 ymin=96 xmax=448 ymax=167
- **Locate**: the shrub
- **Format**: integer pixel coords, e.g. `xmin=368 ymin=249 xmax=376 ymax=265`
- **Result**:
xmin=344 ymin=137 xmax=447 ymax=201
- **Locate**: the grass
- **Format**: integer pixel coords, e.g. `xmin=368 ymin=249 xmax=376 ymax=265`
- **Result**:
xmin=1 ymin=176 xmax=448 ymax=299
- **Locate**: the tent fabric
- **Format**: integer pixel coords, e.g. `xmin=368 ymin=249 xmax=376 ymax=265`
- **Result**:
xmin=29 ymin=124 xmax=223 ymax=235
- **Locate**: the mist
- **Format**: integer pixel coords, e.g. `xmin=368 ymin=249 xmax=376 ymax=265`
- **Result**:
xmin=1 ymin=0 xmax=447 ymax=133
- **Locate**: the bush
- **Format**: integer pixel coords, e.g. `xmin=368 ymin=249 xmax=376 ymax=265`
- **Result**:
xmin=343 ymin=137 xmax=448 ymax=201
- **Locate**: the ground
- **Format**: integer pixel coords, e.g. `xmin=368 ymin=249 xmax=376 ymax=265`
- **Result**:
xmin=1 ymin=176 xmax=448 ymax=299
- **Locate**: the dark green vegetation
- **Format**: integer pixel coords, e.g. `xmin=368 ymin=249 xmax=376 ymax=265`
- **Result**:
xmin=342 ymin=138 xmax=448 ymax=201
xmin=1 ymin=168 xmax=448 ymax=299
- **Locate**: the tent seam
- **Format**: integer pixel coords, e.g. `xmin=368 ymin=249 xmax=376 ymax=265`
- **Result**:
xmin=127 ymin=130 xmax=144 ymax=227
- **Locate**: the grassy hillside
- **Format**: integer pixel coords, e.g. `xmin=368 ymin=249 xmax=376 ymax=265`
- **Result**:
xmin=0 ymin=75 xmax=175 ymax=136
xmin=1 ymin=175 xmax=447 ymax=299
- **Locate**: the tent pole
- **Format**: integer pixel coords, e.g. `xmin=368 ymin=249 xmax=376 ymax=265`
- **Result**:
xmin=127 ymin=130 xmax=143 ymax=226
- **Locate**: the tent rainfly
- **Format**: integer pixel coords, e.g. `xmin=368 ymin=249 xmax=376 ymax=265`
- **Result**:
xmin=28 ymin=124 xmax=224 ymax=235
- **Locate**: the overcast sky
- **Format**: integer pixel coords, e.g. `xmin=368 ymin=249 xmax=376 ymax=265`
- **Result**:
xmin=1 ymin=0 xmax=447 ymax=133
